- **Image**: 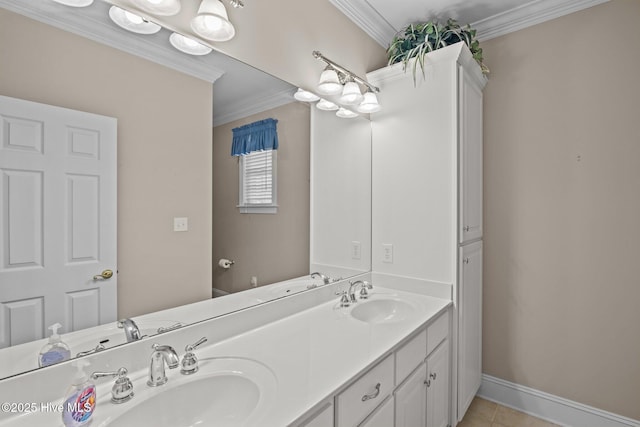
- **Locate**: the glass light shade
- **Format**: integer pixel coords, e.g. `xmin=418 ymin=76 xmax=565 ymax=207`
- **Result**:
xmin=191 ymin=0 xmax=236 ymax=42
xmin=293 ymin=89 xmax=320 ymax=103
xmin=169 ymin=33 xmax=212 ymax=56
xmin=339 ymin=81 xmax=364 ymax=105
xmin=336 ymin=108 xmax=359 ymax=119
xmin=51 ymin=0 xmax=93 ymax=6
xmin=317 ymin=68 xmax=342 ymax=95
xmin=108 ymin=7 xmax=161 ymax=35
xmin=130 ymin=0 xmax=181 ymax=16
xmin=357 ymin=91 xmax=381 ymax=113
xmin=316 ymin=99 xmax=339 ymax=111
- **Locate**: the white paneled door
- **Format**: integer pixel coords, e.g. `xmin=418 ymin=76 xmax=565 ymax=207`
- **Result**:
xmin=0 ymin=95 xmax=117 ymax=348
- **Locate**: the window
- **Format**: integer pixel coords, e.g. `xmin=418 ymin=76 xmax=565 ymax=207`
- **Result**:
xmin=238 ymin=150 xmax=277 ymax=214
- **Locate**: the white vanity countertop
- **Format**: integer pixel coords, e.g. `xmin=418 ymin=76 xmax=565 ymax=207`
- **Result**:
xmin=199 ymin=287 xmax=451 ymax=426
xmin=0 ymin=286 xmax=450 ymax=426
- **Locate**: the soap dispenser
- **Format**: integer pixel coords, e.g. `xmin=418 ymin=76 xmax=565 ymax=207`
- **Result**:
xmin=62 ymin=359 xmax=96 ymax=427
xmin=38 ymin=323 xmax=71 ymax=367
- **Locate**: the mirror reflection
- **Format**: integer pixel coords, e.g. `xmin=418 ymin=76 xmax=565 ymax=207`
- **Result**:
xmin=0 ymin=0 xmax=371 ymax=380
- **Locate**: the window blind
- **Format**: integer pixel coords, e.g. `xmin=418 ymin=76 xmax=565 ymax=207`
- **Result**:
xmin=242 ymin=150 xmax=274 ymax=205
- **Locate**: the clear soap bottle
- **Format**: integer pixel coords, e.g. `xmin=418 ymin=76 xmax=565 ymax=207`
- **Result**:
xmin=38 ymin=323 xmax=71 ymax=367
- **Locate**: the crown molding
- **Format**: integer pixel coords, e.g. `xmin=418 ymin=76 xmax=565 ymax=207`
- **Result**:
xmin=329 ymin=0 xmax=610 ymax=47
xmin=213 ymin=88 xmax=295 ymax=127
xmin=328 ymin=0 xmax=396 ymax=48
xmin=0 ymin=0 xmax=225 ymax=83
xmin=473 ymin=0 xmax=610 ymax=41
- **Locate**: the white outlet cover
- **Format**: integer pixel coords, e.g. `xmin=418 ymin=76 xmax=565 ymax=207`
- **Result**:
xmin=382 ymin=243 xmax=393 ymax=263
xmin=173 ymin=217 xmax=188 ymax=232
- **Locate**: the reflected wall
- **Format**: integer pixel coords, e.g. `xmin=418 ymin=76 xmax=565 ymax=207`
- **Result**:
xmin=0 ymin=8 xmax=213 ymax=320
xmin=212 ymin=102 xmax=311 ymax=294
xmin=310 ymin=108 xmax=372 ymax=278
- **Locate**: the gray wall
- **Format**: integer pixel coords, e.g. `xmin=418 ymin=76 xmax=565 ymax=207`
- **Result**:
xmin=212 ymin=102 xmax=310 ymax=293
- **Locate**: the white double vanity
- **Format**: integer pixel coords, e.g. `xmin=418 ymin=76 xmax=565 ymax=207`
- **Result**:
xmin=0 ymin=43 xmax=484 ymax=427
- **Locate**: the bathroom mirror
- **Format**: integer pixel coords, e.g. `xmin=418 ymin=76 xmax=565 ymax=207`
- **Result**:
xmin=0 ymin=0 xmax=371 ymax=379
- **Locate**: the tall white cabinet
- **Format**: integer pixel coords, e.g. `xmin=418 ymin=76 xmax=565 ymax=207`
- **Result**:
xmin=368 ymin=42 xmax=486 ymax=424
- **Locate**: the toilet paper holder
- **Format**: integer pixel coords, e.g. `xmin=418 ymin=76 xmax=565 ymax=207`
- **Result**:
xmin=218 ymin=259 xmax=235 ymax=269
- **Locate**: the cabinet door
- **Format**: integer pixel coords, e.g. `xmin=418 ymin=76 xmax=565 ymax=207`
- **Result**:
xmin=359 ymin=396 xmax=394 ymax=427
xmin=459 ymin=65 xmax=483 ymax=244
xmin=458 ymin=241 xmax=483 ymax=420
xmin=426 ymin=341 xmax=450 ymax=427
xmin=395 ymin=363 xmax=427 ymax=427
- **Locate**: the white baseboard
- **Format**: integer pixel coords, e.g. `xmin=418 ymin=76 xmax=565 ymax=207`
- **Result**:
xmin=477 ymin=374 xmax=640 ymax=427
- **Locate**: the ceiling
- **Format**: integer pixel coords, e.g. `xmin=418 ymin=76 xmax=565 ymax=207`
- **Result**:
xmin=1 ymin=0 xmax=608 ymax=125
xmin=329 ymin=0 xmax=609 ymax=45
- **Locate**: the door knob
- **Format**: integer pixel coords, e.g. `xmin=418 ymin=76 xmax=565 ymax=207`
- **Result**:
xmin=93 ymin=269 xmax=114 ymax=280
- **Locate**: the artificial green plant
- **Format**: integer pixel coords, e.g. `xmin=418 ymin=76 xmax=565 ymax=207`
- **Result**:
xmin=387 ymin=19 xmax=489 ymax=83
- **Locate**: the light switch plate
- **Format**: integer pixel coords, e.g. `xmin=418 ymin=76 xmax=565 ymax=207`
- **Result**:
xmin=352 ymin=241 xmax=361 ymax=260
xmin=382 ymin=244 xmax=393 ymax=263
xmin=173 ymin=217 xmax=188 ymax=232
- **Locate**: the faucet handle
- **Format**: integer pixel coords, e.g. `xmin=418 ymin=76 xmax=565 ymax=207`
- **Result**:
xmin=92 ymin=367 xmax=134 ymax=404
xmin=181 ymin=337 xmax=208 ymax=375
xmin=185 ymin=337 xmax=207 ymax=353
xmin=335 ymin=290 xmax=351 ymax=308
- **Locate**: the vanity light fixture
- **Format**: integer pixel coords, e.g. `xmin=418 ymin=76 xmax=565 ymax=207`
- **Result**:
xmin=130 ymin=0 xmax=182 ymax=16
xmin=336 ymin=108 xmax=359 ymax=119
xmin=191 ymin=0 xmax=236 ymax=42
xmin=169 ymin=33 xmax=213 ymax=55
xmin=109 ymin=6 xmax=162 ymax=34
xmin=293 ymin=88 xmax=320 ymax=103
xmin=316 ymin=99 xmax=339 ymax=111
xmin=313 ymin=51 xmax=381 ymax=113
xmin=51 ymin=0 xmax=93 ymax=6
xmin=357 ymin=90 xmax=381 ymax=113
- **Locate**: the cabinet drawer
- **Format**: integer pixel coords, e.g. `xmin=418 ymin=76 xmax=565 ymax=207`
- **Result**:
xmin=427 ymin=312 xmax=449 ymax=355
xmin=395 ymin=328 xmax=427 ymax=385
xmin=336 ymin=354 xmax=394 ymax=427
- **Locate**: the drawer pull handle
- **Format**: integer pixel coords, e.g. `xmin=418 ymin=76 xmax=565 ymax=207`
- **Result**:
xmin=430 ymin=372 xmax=437 ymax=380
xmin=424 ymin=379 xmax=431 ymax=387
xmin=361 ymin=383 xmax=381 ymax=402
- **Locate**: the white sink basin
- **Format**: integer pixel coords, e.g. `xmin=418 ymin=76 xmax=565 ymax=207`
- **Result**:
xmin=350 ymin=298 xmax=415 ymax=324
xmin=102 ymin=357 xmax=277 ymax=427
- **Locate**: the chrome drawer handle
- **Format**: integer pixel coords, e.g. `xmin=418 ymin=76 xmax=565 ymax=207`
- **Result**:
xmin=430 ymin=372 xmax=437 ymax=380
xmin=362 ymin=383 xmax=381 ymax=402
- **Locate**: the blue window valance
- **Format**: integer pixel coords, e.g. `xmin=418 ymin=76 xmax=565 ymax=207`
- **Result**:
xmin=231 ymin=118 xmax=279 ymax=156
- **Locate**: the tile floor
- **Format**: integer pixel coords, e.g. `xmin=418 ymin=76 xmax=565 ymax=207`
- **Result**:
xmin=459 ymin=397 xmax=560 ymax=427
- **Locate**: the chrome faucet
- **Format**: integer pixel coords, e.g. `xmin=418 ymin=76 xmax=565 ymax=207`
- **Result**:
xmin=117 ymin=318 xmax=142 ymax=342
xmin=310 ymin=272 xmax=331 ymax=285
xmin=349 ymin=280 xmax=373 ymax=303
xmin=92 ymin=367 xmax=134 ymax=404
xmin=147 ymin=344 xmax=179 ymax=387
